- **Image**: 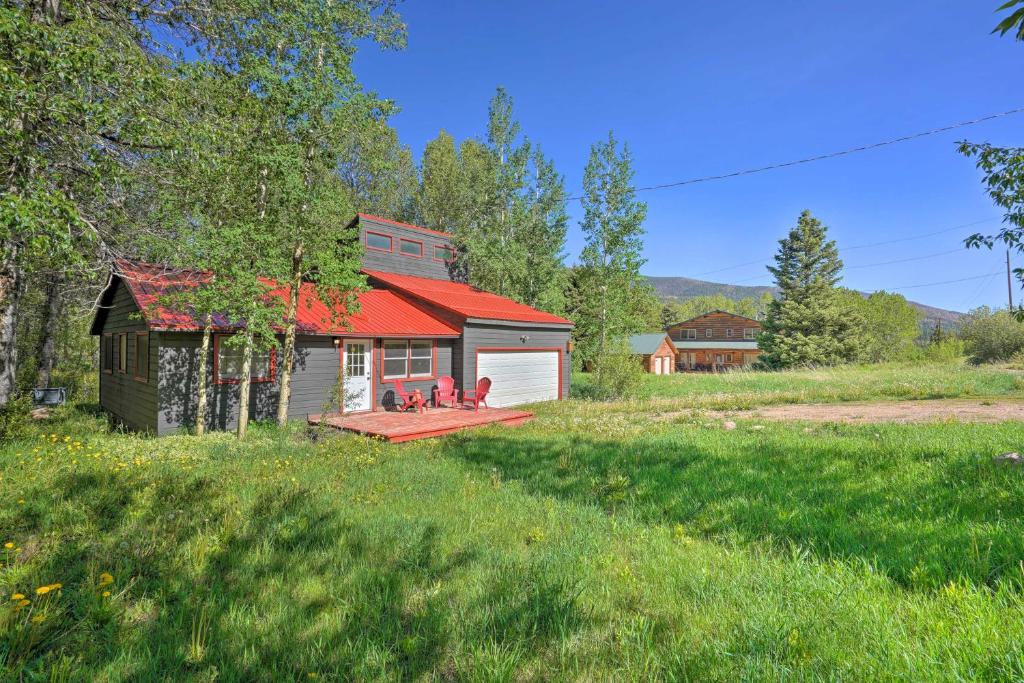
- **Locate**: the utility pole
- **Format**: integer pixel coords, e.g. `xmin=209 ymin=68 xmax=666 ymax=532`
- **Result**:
xmin=1008 ymin=249 xmax=1014 ymax=310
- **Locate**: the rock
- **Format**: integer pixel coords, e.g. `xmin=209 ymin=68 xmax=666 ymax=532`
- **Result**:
xmin=992 ymin=452 xmax=1023 ymax=465
xmin=30 ymin=407 xmax=51 ymax=420
xmin=723 ymin=421 xmax=737 ymax=431
xmin=751 ymin=425 xmax=765 ymax=431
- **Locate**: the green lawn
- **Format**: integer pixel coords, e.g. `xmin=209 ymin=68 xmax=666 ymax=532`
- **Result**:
xmin=3 ymin=362 xmax=1024 ymax=680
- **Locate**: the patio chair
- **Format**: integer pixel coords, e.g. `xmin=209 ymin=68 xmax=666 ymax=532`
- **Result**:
xmin=393 ymin=379 xmax=427 ymax=414
xmin=432 ymin=375 xmax=459 ymax=408
xmin=462 ymin=377 xmax=491 ymax=412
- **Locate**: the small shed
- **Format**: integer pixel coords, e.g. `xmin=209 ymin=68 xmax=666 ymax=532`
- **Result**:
xmin=628 ymin=333 xmax=678 ymax=375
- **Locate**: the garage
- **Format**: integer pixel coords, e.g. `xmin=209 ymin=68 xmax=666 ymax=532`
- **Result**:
xmin=476 ymin=349 xmax=561 ymax=407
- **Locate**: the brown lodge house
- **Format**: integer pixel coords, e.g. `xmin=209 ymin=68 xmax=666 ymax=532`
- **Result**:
xmin=664 ymin=311 xmax=762 ymax=371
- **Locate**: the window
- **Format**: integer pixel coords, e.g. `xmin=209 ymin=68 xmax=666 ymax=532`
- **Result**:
xmin=679 ymin=329 xmax=696 ymax=340
xmin=410 ymin=341 xmax=432 ymax=377
xmin=365 ymin=231 xmax=392 ymax=252
xmin=399 ymin=238 xmax=423 ymax=258
xmin=346 ymin=343 xmax=366 ymax=377
xmin=726 ymin=328 xmax=733 ymax=337
xmin=383 ymin=341 xmax=408 ymax=379
xmin=433 ymin=245 xmax=455 ymax=262
xmin=726 ymin=353 xmax=734 ymax=362
xmin=705 ymin=329 xmax=713 ymax=338
xmin=744 ymin=328 xmax=758 ymax=339
xmin=382 ymin=340 xmax=434 ymax=380
xmin=134 ymin=332 xmax=149 ymax=381
xmin=118 ymin=333 xmax=128 ymax=373
xmin=102 ymin=334 xmax=113 ymax=373
xmin=215 ymin=335 xmax=275 ymax=383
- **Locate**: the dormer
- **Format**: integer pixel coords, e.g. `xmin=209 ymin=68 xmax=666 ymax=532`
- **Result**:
xmin=354 ymin=213 xmax=458 ymax=281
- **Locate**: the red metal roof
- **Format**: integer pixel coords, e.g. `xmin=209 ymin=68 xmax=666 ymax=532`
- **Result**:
xmin=113 ymin=260 xmax=460 ymax=337
xmin=364 ymin=270 xmax=574 ymax=325
xmin=357 ymin=213 xmax=453 ymax=239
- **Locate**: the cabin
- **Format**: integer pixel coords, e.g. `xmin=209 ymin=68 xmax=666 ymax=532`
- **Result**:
xmin=628 ymin=333 xmax=678 ymax=374
xmin=90 ymin=214 xmax=573 ymax=435
xmin=665 ymin=311 xmax=761 ymax=371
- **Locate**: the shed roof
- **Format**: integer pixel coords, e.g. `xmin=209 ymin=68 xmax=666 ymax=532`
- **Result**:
xmin=91 ymin=260 xmax=460 ymax=337
xmin=629 ymin=333 xmax=675 ymax=355
xmin=364 ymin=270 xmax=574 ymax=326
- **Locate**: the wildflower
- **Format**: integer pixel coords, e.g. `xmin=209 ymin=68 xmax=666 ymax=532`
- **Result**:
xmin=17 ymin=500 xmax=24 ymax=505
xmin=10 ymin=593 xmax=25 ymax=601
xmin=31 ymin=614 xmax=45 ymax=623
xmin=36 ymin=586 xmax=51 ymax=595
xmin=4 ymin=542 xmax=12 ymax=549
xmin=98 ymin=572 xmax=114 ymax=586
xmin=17 ymin=599 xmax=29 ymax=607
xmin=102 ymin=591 xmax=111 ymax=598
xmin=48 ymin=583 xmax=62 ymax=591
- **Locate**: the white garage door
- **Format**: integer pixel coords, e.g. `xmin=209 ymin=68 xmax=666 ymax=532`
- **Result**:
xmin=477 ymin=350 xmax=560 ymax=407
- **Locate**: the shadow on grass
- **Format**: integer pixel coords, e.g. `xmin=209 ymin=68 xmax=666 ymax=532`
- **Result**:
xmin=447 ymin=429 xmax=1024 ymax=591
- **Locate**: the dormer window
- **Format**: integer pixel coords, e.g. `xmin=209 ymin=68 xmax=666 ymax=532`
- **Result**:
xmin=433 ymin=245 xmax=455 ymax=262
xmin=366 ymin=231 xmax=392 ymax=252
xmin=399 ymin=238 xmax=423 ymax=258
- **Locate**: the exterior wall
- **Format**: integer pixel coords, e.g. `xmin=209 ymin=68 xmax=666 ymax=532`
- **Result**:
xmin=156 ymin=333 xmax=339 ymax=435
xmin=678 ymin=347 xmax=760 ymax=371
xmin=642 ymin=337 xmax=677 ymax=373
xmin=667 ymin=311 xmax=761 ymax=344
xmin=372 ymin=338 xmax=455 ymax=410
xmin=459 ymin=322 xmax=571 ymax=400
xmin=358 ymin=215 xmax=457 ymax=281
xmin=97 ymin=280 xmax=158 ymax=432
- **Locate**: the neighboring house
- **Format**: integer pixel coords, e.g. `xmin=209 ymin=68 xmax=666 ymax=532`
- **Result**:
xmin=628 ymin=333 xmax=678 ymax=375
xmin=90 ymin=214 xmax=573 ymax=434
xmin=666 ymin=310 xmax=761 ymax=370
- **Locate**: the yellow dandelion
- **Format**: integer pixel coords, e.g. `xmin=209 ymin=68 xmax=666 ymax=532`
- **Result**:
xmin=10 ymin=593 xmax=25 ymax=601
xmin=48 ymin=583 xmax=62 ymax=591
xmin=17 ymin=500 xmax=24 ymax=505
xmin=35 ymin=586 xmax=51 ymax=595
xmin=102 ymin=590 xmax=111 ymax=598
xmin=17 ymin=599 xmax=29 ymax=607
xmin=98 ymin=572 xmax=114 ymax=586
xmin=4 ymin=542 xmax=12 ymax=549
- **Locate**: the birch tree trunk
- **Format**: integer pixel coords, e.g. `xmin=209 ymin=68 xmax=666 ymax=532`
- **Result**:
xmin=194 ymin=317 xmax=211 ymax=436
xmin=34 ymin=278 xmax=62 ymax=388
xmin=235 ymin=329 xmax=253 ymax=439
xmin=276 ymin=241 xmax=303 ymax=426
xmin=0 ymin=243 xmax=25 ymax=404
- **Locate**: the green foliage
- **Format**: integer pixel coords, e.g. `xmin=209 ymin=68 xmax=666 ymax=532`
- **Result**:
xmin=921 ymin=337 xmax=968 ymax=362
xmin=570 ymin=132 xmax=653 ymax=371
xmin=960 ymin=306 xmax=1024 ymax=362
xmin=994 ymin=0 xmax=1024 ymax=40
xmin=582 ymin=339 xmax=646 ymax=401
xmin=660 ymin=293 xmax=771 ymax=327
xmin=758 ymin=211 xmax=864 ymax=368
xmin=839 ymin=289 xmax=922 ymax=363
xmin=416 ymin=88 xmax=569 ymax=314
xmin=0 ymin=394 xmax=30 ymax=441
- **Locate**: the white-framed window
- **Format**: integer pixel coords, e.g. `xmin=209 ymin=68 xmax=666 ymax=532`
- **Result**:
xmin=726 ymin=328 xmax=733 ymax=337
xmin=215 ymin=335 xmax=275 ymax=383
xmin=705 ymin=329 xmax=713 ymax=338
xmin=383 ymin=341 xmax=409 ymax=379
xmin=383 ymin=340 xmax=434 ymax=379
xmin=726 ymin=353 xmax=734 ymax=362
xmin=679 ymin=329 xmax=696 ymax=340
xmin=744 ymin=328 xmax=758 ymax=339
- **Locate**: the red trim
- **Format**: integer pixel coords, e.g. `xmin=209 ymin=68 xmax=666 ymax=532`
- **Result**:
xmin=398 ymin=238 xmax=424 ymax=259
xmin=357 ymin=213 xmax=453 ymax=239
xmin=102 ymin=333 xmax=113 ymax=374
xmin=338 ymin=338 xmax=374 ymax=414
xmin=432 ymin=245 xmax=455 ymax=263
xmin=372 ymin=339 xmax=379 ymax=412
xmin=133 ymin=331 xmax=149 ymax=382
xmin=213 ymin=333 xmax=277 ymax=384
xmin=474 ymin=346 xmax=564 ymax=400
xmin=364 ymin=230 xmax=393 ymax=253
xmin=379 ymin=338 xmax=437 ymax=383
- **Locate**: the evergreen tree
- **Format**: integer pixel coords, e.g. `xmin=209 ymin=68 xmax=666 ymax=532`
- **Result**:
xmin=758 ymin=210 xmax=864 ymax=368
xmin=571 ymin=132 xmax=652 ymax=373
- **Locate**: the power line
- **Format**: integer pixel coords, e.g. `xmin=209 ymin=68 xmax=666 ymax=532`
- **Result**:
xmin=845 ymin=247 xmax=965 ymax=270
xmin=567 ymin=107 xmax=1024 ymax=201
xmin=888 ymin=271 xmax=1003 ymax=291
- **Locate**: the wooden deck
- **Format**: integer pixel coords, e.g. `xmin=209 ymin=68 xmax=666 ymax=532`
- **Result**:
xmin=308 ymin=406 xmax=534 ymax=443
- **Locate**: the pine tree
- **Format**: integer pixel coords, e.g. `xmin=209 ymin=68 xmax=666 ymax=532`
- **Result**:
xmin=758 ymin=210 xmax=864 ymax=368
xmin=572 ymin=132 xmax=653 ymax=373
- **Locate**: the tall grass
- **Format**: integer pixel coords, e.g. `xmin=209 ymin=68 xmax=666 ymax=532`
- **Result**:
xmin=1 ymin=380 xmax=1023 ymax=679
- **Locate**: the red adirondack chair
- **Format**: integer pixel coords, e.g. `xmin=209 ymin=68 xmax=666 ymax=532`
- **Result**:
xmin=393 ymin=379 xmax=427 ymax=413
xmin=462 ymin=377 xmax=491 ymax=412
xmin=432 ymin=375 xmax=459 ymax=408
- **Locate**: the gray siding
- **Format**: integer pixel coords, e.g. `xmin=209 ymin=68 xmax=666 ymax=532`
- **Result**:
xmin=374 ymin=339 xmax=454 ymax=409
xmin=156 ymin=334 xmax=338 ymax=435
xmin=459 ymin=322 xmax=571 ymax=401
xmin=97 ymin=281 xmax=158 ymax=432
xmin=359 ymin=216 xmax=457 ymax=281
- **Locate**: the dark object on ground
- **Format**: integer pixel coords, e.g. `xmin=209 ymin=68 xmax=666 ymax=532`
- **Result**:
xmin=32 ymin=387 xmax=67 ymax=406
xmin=992 ymin=452 xmax=1023 ymax=466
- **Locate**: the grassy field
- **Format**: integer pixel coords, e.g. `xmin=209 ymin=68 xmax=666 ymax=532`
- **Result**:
xmin=2 ymin=362 xmax=1024 ymax=680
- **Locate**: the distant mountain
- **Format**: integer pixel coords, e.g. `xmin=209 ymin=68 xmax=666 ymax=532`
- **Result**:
xmin=645 ymin=276 xmax=964 ymax=330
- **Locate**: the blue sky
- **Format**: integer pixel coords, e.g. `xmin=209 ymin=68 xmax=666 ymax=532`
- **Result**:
xmin=353 ymin=1 xmax=1023 ymax=312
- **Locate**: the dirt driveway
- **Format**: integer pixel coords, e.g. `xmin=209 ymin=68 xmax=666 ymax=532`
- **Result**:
xmin=710 ymin=399 xmax=1024 ymax=424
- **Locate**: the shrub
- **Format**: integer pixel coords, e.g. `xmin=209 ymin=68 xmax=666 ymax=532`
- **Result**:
xmin=0 ymin=395 xmax=32 ymax=441
xmin=587 ymin=341 xmax=645 ymax=401
xmin=960 ymin=307 xmax=1024 ymax=363
xmin=922 ymin=338 xmax=967 ymax=362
